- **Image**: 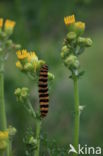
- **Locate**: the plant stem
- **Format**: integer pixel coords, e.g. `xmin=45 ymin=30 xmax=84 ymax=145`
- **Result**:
xmin=34 ymin=119 xmax=41 ymax=156
xmin=0 ymin=62 xmax=10 ymax=156
xmin=0 ymin=71 xmax=7 ymax=130
xmin=73 ymin=76 xmax=80 ymax=156
xmin=27 ymin=99 xmax=36 ymax=119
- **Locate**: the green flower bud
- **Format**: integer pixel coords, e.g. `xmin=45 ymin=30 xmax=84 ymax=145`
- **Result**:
xmin=14 ymin=88 xmax=21 ymax=96
xmin=8 ymin=126 xmax=17 ymax=137
xmin=61 ymin=45 xmax=69 ymax=59
xmin=66 ymin=32 xmax=77 ymax=41
xmin=14 ymin=87 xmax=29 ymax=103
xmin=24 ymin=63 xmax=33 ymax=71
xmin=36 ymin=60 xmax=46 ymax=71
xmin=64 ymin=55 xmax=80 ymax=69
xmin=62 ymin=45 xmax=68 ymax=52
xmin=48 ymin=72 xmax=55 ymax=81
xmin=29 ymin=137 xmax=37 ymax=145
xmin=85 ymin=38 xmax=93 ymax=47
xmin=21 ymin=88 xmax=29 ymax=98
xmin=77 ymin=37 xmax=86 ymax=46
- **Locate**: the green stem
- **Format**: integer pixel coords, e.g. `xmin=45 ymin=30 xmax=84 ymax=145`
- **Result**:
xmin=27 ymin=100 xmax=36 ymax=119
xmin=34 ymin=119 xmax=41 ymax=156
xmin=73 ymin=76 xmax=80 ymax=156
xmin=0 ymin=72 xmax=7 ymax=130
xmin=0 ymin=62 xmax=10 ymax=156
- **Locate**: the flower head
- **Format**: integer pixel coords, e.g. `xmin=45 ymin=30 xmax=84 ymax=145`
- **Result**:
xmin=0 ymin=131 xmax=8 ymax=150
xmin=16 ymin=61 xmax=23 ymax=70
xmin=16 ymin=50 xmax=29 ymax=60
xmin=4 ymin=19 xmax=16 ymax=34
xmin=64 ymin=15 xmax=75 ymax=26
xmin=0 ymin=131 xmax=8 ymax=140
xmin=5 ymin=20 xmax=16 ymax=29
xmin=74 ymin=21 xmax=85 ymax=30
xmin=28 ymin=52 xmax=38 ymax=62
xmin=0 ymin=18 xmax=3 ymax=29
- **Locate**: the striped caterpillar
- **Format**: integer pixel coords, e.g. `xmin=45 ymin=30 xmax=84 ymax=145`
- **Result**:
xmin=38 ymin=64 xmax=49 ymax=118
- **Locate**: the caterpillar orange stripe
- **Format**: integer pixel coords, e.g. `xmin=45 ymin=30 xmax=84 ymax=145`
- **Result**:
xmin=38 ymin=64 xmax=49 ymax=118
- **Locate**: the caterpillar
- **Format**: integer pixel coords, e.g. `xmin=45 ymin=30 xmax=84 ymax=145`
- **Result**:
xmin=38 ymin=64 xmax=49 ymax=118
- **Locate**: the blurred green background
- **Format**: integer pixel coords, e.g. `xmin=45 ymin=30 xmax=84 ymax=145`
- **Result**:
xmin=0 ymin=0 xmax=103 ymax=155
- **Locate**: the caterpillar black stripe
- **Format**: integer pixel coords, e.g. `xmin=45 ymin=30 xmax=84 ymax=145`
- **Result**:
xmin=39 ymin=64 xmax=49 ymax=118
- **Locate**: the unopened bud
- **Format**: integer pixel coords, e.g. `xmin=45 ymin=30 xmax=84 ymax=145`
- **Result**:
xmin=67 ymin=32 xmax=77 ymax=41
xmin=61 ymin=45 xmax=69 ymax=59
xmin=8 ymin=126 xmax=17 ymax=137
xmin=48 ymin=72 xmax=55 ymax=81
xmin=64 ymin=55 xmax=80 ymax=69
xmin=24 ymin=63 xmax=33 ymax=71
xmin=85 ymin=38 xmax=93 ymax=47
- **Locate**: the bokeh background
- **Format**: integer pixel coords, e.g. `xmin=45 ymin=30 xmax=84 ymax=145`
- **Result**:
xmin=0 ymin=0 xmax=103 ymax=155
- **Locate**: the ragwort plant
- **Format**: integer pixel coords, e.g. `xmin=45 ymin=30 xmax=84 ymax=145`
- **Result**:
xmin=0 ymin=18 xmax=20 ymax=156
xmin=61 ymin=15 xmax=93 ymax=156
xmin=15 ymin=49 xmax=54 ymax=156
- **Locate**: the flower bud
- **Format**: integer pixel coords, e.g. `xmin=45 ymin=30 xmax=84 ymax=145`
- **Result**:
xmin=14 ymin=87 xmax=29 ymax=103
xmin=14 ymin=88 xmax=21 ymax=96
xmin=16 ymin=61 xmax=23 ymax=70
xmin=64 ymin=55 xmax=80 ymax=69
xmin=85 ymin=38 xmax=93 ymax=47
xmin=66 ymin=32 xmax=77 ymax=41
xmin=77 ymin=37 xmax=86 ymax=46
xmin=29 ymin=137 xmax=37 ymax=145
xmin=4 ymin=20 xmax=16 ymax=35
xmin=62 ymin=45 xmax=68 ymax=52
xmin=36 ymin=60 xmax=46 ymax=71
xmin=21 ymin=88 xmax=29 ymax=98
xmin=24 ymin=63 xmax=33 ymax=71
xmin=48 ymin=72 xmax=55 ymax=81
xmin=73 ymin=21 xmax=85 ymax=35
xmin=61 ymin=45 xmax=69 ymax=59
xmin=8 ymin=126 xmax=17 ymax=137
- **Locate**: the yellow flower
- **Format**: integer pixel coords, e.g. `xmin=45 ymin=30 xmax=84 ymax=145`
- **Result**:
xmin=64 ymin=15 xmax=75 ymax=26
xmin=74 ymin=21 xmax=85 ymax=30
xmin=16 ymin=61 xmax=23 ymax=70
xmin=4 ymin=19 xmax=16 ymax=30
xmin=0 ymin=131 xmax=8 ymax=140
xmin=28 ymin=52 xmax=38 ymax=62
xmin=16 ymin=50 xmax=29 ymax=60
xmin=0 ymin=18 xmax=3 ymax=28
xmin=0 ymin=140 xmax=7 ymax=150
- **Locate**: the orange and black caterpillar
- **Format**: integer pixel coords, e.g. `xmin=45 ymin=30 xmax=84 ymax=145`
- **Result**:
xmin=38 ymin=64 xmax=49 ymax=118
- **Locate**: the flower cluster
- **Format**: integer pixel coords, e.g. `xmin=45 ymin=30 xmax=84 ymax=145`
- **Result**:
xmin=16 ymin=49 xmax=45 ymax=74
xmin=0 ymin=18 xmax=15 ymax=35
xmin=16 ymin=49 xmax=55 ymax=81
xmin=61 ymin=15 xmax=93 ymax=78
xmin=0 ymin=18 xmax=20 ymax=72
xmin=14 ymin=87 xmax=29 ymax=103
xmin=0 ymin=131 xmax=8 ymax=151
